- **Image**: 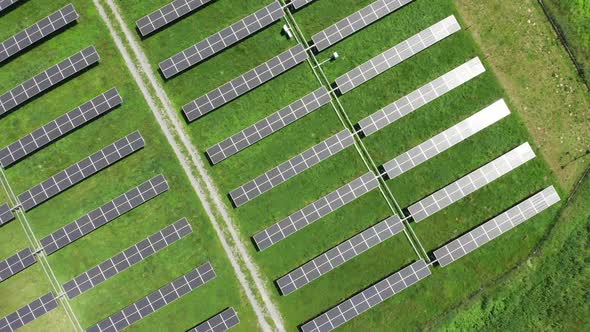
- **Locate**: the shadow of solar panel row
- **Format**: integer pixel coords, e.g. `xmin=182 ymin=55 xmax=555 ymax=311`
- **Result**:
xmin=312 ymin=0 xmax=415 ymax=52
xmin=160 ymin=1 xmax=284 ymax=79
xmin=253 ymin=172 xmax=380 ymax=251
xmin=0 ymin=4 xmax=78 ymax=63
xmin=189 ymin=308 xmax=240 ymax=332
xmin=183 ymin=44 xmax=309 ymax=122
xmin=301 ymin=259 xmax=431 ymax=332
xmin=64 ymin=218 xmax=192 ymax=299
xmin=0 ymin=88 xmax=122 ymax=168
xmin=0 ymin=202 xmax=14 ymax=225
xmin=408 ymin=143 xmax=536 ymax=223
xmin=335 ymin=16 xmax=460 ymax=94
xmin=0 ymin=248 xmax=36 ymax=283
xmin=40 ymin=175 xmax=169 ymax=255
xmin=358 ymin=57 xmax=485 ymax=137
xmin=0 ymin=46 xmax=99 ymax=117
xmin=0 ymin=292 xmax=58 ymax=332
xmin=136 ymin=0 xmax=213 ymax=37
xmin=231 ymin=129 xmax=354 ymax=207
xmin=434 ymin=186 xmax=560 ymax=267
xmin=383 ymin=99 xmax=510 ymax=180
xmin=86 ymin=262 xmax=216 ymax=332
xmin=277 ymin=215 xmax=404 ymax=296
xmin=0 ymin=0 xmax=21 ymax=12
xmin=289 ymin=0 xmax=317 ymax=10
xmin=207 ymin=87 xmax=330 ymax=164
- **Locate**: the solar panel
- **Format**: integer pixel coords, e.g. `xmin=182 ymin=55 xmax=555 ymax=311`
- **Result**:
xmin=383 ymin=99 xmax=511 ymax=180
xmin=290 ymin=0 xmax=317 ymax=9
xmin=39 ymin=175 xmax=169 ymax=255
xmin=0 ymin=292 xmax=58 ymax=332
xmin=408 ymin=143 xmax=536 ymax=223
xmin=0 ymin=202 xmax=15 ymax=225
xmin=63 ymin=218 xmax=192 ymax=299
xmin=230 ymin=129 xmax=354 ymax=207
xmin=136 ymin=0 xmax=214 ymax=37
xmin=311 ymin=0 xmax=415 ymax=52
xmin=300 ymin=259 xmax=431 ymax=332
xmin=182 ymin=44 xmax=309 ymax=122
xmin=189 ymin=308 xmax=240 ymax=332
xmin=0 ymin=4 xmax=79 ymax=63
xmin=277 ymin=215 xmax=404 ymax=295
xmin=358 ymin=57 xmax=486 ymax=137
xmin=0 ymin=0 xmax=22 ymax=13
xmin=334 ymin=16 xmax=460 ymax=94
xmin=434 ymin=186 xmax=560 ymax=267
xmin=16 ymin=131 xmax=144 ymax=212
xmin=253 ymin=172 xmax=380 ymax=251
xmin=0 ymin=46 xmax=100 ymax=118
xmin=86 ymin=262 xmax=216 ymax=332
xmin=159 ymin=1 xmax=285 ymax=78
xmin=0 ymin=248 xmax=36 ymax=283
xmin=0 ymin=88 xmax=122 ymax=168
xmin=206 ymin=87 xmax=330 ymax=164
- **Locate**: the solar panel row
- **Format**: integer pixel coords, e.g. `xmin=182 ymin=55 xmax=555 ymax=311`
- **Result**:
xmin=0 ymin=202 xmax=14 ymax=225
xmin=0 ymin=292 xmax=58 ymax=332
xmin=300 ymin=260 xmax=431 ymax=332
xmin=136 ymin=0 xmax=213 ymax=37
xmin=0 ymin=248 xmax=36 ymax=283
xmin=253 ymin=172 xmax=380 ymax=251
xmin=206 ymin=87 xmax=330 ymax=164
xmin=0 ymin=0 xmax=21 ymax=13
xmin=86 ymin=262 xmax=216 ymax=332
xmin=40 ymin=175 xmax=169 ymax=255
xmin=189 ymin=308 xmax=240 ymax=332
xmin=160 ymin=1 xmax=285 ymax=79
xmin=0 ymin=88 xmax=122 ymax=168
xmin=408 ymin=143 xmax=536 ymax=223
xmin=290 ymin=0 xmax=319 ymax=10
xmin=434 ymin=186 xmax=560 ymax=267
xmin=182 ymin=44 xmax=309 ymax=122
xmin=277 ymin=215 xmax=404 ymax=295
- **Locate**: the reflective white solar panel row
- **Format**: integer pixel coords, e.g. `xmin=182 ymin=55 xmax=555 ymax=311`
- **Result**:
xmin=206 ymin=87 xmax=330 ymax=164
xmin=434 ymin=186 xmax=560 ymax=267
xmin=408 ymin=143 xmax=536 ymax=223
xmin=312 ymin=0 xmax=415 ymax=52
xmin=0 ymin=248 xmax=36 ymax=283
xmin=290 ymin=0 xmax=317 ymax=9
xmin=0 ymin=202 xmax=14 ymax=225
xmin=0 ymin=292 xmax=58 ymax=332
xmin=189 ymin=308 xmax=240 ymax=332
xmin=253 ymin=172 xmax=380 ymax=251
xmin=63 ymin=218 xmax=192 ymax=299
xmin=0 ymin=46 xmax=100 ymax=117
xmin=300 ymin=260 xmax=431 ymax=332
xmin=86 ymin=262 xmax=216 ymax=332
xmin=230 ymin=129 xmax=354 ymax=207
xmin=40 ymin=175 xmax=169 ymax=255
xmin=0 ymin=0 xmax=21 ymax=12
xmin=182 ymin=44 xmax=309 ymax=122
xmin=383 ymin=99 xmax=511 ymax=179
xmin=136 ymin=0 xmax=213 ymax=37
xmin=0 ymin=88 xmax=122 ymax=168
xmin=0 ymin=4 xmax=78 ymax=63
xmin=335 ymin=16 xmax=460 ymax=94
xmin=277 ymin=215 xmax=404 ymax=295
xmin=358 ymin=57 xmax=486 ymax=137
xmin=160 ymin=1 xmax=284 ymax=79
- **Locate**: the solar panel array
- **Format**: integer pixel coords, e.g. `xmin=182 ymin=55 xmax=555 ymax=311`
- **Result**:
xmin=253 ymin=172 xmax=380 ymax=251
xmin=230 ymin=129 xmax=354 ymax=207
xmin=290 ymin=0 xmax=317 ymax=10
xmin=434 ymin=186 xmax=560 ymax=267
xmin=311 ymin=0 xmax=415 ymax=52
xmin=86 ymin=262 xmax=216 ymax=332
xmin=0 ymin=4 xmax=79 ymax=63
xmin=0 ymin=292 xmax=58 ymax=332
xmin=136 ymin=0 xmax=213 ymax=37
xmin=358 ymin=57 xmax=486 ymax=137
xmin=0 ymin=248 xmax=36 ymax=283
xmin=159 ymin=1 xmax=284 ymax=79
xmin=63 ymin=218 xmax=192 ymax=299
xmin=189 ymin=308 xmax=240 ymax=332
xmin=0 ymin=202 xmax=14 ymax=225
xmin=334 ymin=16 xmax=460 ymax=94
xmin=40 ymin=175 xmax=169 ymax=255
xmin=0 ymin=88 xmax=122 ymax=168
xmin=383 ymin=99 xmax=511 ymax=179
xmin=0 ymin=0 xmax=21 ymax=13
xmin=408 ymin=143 xmax=536 ymax=223
xmin=277 ymin=215 xmax=404 ymax=295
xmin=300 ymin=260 xmax=431 ymax=332
xmin=206 ymin=87 xmax=330 ymax=164
xmin=0 ymin=46 xmax=100 ymax=118
xmin=182 ymin=44 xmax=309 ymax=122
